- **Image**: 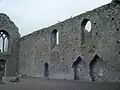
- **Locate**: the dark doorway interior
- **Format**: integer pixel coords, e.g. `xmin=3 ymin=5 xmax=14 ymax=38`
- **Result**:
xmin=89 ymin=55 xmax=106 ymax=81
xmin=72 ymin=56 xmax=83 ymax=80
xmin=0 ymin=59 xmax=5 ymax=76
xmin=44 ymin=63 xmax=49 ymax=77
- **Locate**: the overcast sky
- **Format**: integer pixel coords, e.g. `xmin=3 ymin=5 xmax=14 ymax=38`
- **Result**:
xmin=0 ymin=0 xmax=111 ymax=36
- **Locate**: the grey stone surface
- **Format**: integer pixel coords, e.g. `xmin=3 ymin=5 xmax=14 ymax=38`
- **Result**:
xmin=0 ymin=13 xmax=20 ymax=76
xmin=0 ymin=77 xmax=120 ymax=90
xmin=0 ymin=1 xmax=120 ymax=83
xmin=112 ymin=0 xmax=120 ymax=3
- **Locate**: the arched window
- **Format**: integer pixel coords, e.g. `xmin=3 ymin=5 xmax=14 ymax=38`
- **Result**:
xmin=89 ymin=55 xmax=106 ymax=81
xmin=51 ymin=29 xmax=59 ymax=49
xmin=0 ymin=30 xmax=9 ymax=53
xmin=56 ymin=31 xmax=59 ymax=45
xmin=44 ymin=63 xmax=49 ymax=77
xmin=81 ymin=19 xmax=92 ymax=45
xmin=72 ymin=56 xmax=86 ymax=80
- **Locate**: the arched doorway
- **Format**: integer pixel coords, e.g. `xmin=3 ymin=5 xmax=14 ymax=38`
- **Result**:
xmin=0 ymin=59 xmax=6 ymax=76
xmin=89 ymin=55 xmax=106 ymax=81
xmin=44 ymin=63 xmax=49 ymax=77
xmin=72 ymin=56 xmax=85 ymax=80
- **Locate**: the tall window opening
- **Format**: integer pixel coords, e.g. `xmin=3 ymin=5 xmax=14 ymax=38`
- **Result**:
xmin=89 ymin=55 xmax=106 ymax=81
xmin=81 ymin=19 xmax=91 ymax=45
xmin=51 ymin=29 xmax=59 ymax=49
xmin=44 ymin=63 xmax=49 ymax=77
xmin=85 ymin=21 xmax=91 ymax=32
xmin=0 ymin=30 xmax=9 ymax=53
xmin=56 ymin=31 xmax=59 ymax=45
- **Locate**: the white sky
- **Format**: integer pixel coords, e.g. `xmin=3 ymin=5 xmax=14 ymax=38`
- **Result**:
xmin=0 ymin=0 xmax=111 ymax=36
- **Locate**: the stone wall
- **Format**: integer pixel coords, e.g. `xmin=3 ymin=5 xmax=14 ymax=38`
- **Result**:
xmin=0 ymin=13 xmax=20 ymax=76
xmin=18 ymin=2 xmax=120 ymax=82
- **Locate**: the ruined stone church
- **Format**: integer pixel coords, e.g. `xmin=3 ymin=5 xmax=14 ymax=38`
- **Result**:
xmin=0 ymin=0 xmax=120 ymax=82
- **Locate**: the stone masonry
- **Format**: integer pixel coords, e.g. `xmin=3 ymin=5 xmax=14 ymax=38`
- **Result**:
xmin=0 ymin=1 xmax=120 ymax=82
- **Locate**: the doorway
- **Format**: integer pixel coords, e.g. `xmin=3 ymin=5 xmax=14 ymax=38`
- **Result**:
xmin=44 ymin=63 xmax=49 ymax=77
xmin=0 ymin=59 xmax=5 ymax=76
xmin=72 ymin=56 xmax=85 ymax=80
xmin=89 ymin=55 xmax=106 ymax=81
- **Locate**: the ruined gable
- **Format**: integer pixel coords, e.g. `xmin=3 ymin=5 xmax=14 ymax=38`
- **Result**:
xmin=0 ymin=1 xmax=120 ymax=82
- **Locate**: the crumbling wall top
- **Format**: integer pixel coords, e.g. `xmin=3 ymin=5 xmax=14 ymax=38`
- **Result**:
xmin=111 ymin=0 xmax=120 ymax=3
xmin=0 ymin=13 xmax=10 ymax=20
xmin=0 ymin=13 xmax=19 ymax=31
